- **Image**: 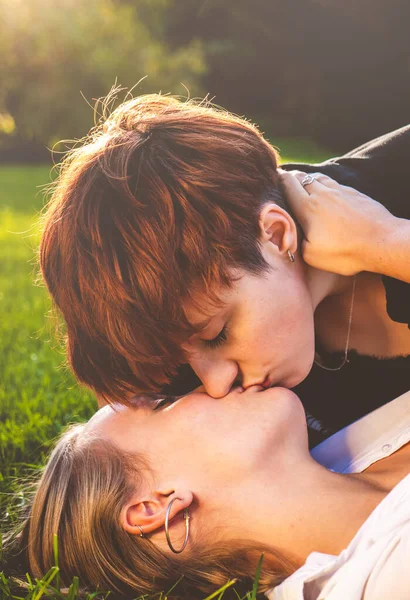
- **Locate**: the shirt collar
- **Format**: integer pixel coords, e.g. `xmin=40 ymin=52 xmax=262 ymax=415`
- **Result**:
xmin=312 ymin=390 xmax=410 ymax=473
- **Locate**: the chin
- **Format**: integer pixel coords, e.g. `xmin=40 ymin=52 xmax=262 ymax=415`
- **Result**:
xmin=263 ymin=387 xmax=308 ymax=450
xmin=282 ymin=373 xmax=305 ymax=388
xmin=295 ymin=350 xmax=316 ymax=386
xmin=266 ymin=350 xmax=314 ymax=390
xmin=280 ymin=361 xmax=314 ymax=389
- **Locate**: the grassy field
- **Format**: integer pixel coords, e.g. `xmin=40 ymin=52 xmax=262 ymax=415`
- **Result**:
xmin=0 ymin=139 xmax=330 ymax=598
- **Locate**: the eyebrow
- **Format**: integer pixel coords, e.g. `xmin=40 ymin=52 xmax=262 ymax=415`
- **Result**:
xmin=191 ymin=315 xmax=214 ymax=331
xmin=186 ymin=294 xmax=230 ymax=332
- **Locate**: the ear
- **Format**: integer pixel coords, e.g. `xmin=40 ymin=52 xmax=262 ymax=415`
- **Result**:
xmin=121 ymin=488 xmax=193 ymax=537
xmin=258 ymin=203 xmax=298 ymax=257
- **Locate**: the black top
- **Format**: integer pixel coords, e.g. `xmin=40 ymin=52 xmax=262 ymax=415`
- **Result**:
xmin=284 ymin=125 xmax=410 ymax=447
xmin=164 ymin=126 xmax=410 ymax=448
xmin=283 ymin=125 xmax=410 ymax=330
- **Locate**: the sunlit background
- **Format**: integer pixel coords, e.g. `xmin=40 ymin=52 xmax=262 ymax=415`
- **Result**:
xmin=0 ymin=2 xmax=410 ymax=594
xmin=1 ymin=0 xmax=410 ymax=161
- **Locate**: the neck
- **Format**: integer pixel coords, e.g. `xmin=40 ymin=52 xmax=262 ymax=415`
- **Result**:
xmin=303 ymin=263 xmax=352 ymax=311
xmin=218 ymin=458 xmax=386 ymax=566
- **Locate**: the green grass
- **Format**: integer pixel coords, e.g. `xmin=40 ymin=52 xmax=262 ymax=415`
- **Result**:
xmin=0 ymin=166 xmax=96 ymax=552
xmin=0 ymin=145 xmax=329 ymax=598
xmin=275 ymin=137 xmax=333 ymax=165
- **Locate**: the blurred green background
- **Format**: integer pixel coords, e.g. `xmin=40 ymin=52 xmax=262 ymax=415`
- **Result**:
xmin=1 ymin=0 xmax=410 ymax=161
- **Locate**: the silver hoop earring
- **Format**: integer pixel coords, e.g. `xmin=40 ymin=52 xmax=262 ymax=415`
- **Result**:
xmin=287 ymin=250 xmax=295 ymax=262
xmin=136 ymin=524 xmax=144 ymax=538
xmin=165 ymin=497 xmax=190 ymax=554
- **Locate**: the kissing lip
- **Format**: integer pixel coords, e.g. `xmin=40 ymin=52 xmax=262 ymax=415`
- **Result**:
xmin=261 ymin=375 xmax=272 ymax=389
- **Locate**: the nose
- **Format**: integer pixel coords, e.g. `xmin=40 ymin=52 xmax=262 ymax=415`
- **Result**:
xmin=189 ymin=354 xmax=239 ymax=398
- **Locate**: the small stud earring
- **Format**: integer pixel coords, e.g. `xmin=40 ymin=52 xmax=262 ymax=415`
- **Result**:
xmin=287 ymin=250 xmax=295 ymax=262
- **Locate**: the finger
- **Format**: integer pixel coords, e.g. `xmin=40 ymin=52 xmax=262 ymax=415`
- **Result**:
xmin=310 ymin=172 xmax=342 ymax=190
xmin=285 ymin=170 xmax=324 ymax=195
xmin=291 ymin=170 xmax=341 ymax=191
xmin=279 ymin=171 xmax=312 ymax=230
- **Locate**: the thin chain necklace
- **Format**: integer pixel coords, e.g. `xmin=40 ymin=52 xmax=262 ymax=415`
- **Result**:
xmin=314 ymin=275 xmax=357 ymax=371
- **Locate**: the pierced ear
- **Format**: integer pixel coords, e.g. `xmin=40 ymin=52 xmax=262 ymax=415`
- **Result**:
xmin=258 ymin=203 xmax=297 ymax=256
xmin=121 ymin=489 xmax=193 ymax=537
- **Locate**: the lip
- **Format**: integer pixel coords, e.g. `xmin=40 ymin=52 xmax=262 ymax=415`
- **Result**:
xmin=261 ymin=375 xmax=272 ymax=389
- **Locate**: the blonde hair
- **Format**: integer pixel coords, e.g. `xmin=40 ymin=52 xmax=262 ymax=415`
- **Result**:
xmin=9 ymin=424 xmax=294 ymax=598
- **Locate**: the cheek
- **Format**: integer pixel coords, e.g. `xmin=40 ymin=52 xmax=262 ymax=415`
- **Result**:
xmin=248 ymin=391 xmax=309 ymax=465
xmin=280 ymin=296 xmax=315 ymax=347
xmin=159 ymin=419 xmax=240 ymax=483
xmin=216 ymin=399 xmax=305 ymax=474
xmin=152 ymin=397 xmax=306 ymax=484
xmin=241 ymin=285 xmax=313 ymax=356
xmin=171 ymin=406 xmax=257 ymax=472
xmin=232 ymin=278 xmax=315 ymax=386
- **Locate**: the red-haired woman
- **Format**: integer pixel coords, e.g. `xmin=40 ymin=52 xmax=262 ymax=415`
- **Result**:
xmin=40 ymin=95 xmax=410 ymax=445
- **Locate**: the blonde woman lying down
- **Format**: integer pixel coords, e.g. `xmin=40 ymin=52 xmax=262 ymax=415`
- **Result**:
xmin=5 ymin=386 xmax=410 ymax=599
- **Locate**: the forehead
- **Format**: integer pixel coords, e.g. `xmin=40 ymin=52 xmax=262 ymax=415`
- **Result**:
xmin=183 ymin=284 xmax=235 ymax=328
xmin=85 ymin=404 xmax=125 ymax=433
xmin=85 ymin=402 xmax=147 ymax=438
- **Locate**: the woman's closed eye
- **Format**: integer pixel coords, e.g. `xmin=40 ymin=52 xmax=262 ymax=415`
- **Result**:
xmin=202 ymin=325 xmax=228 ymax=350
xmin=152 ymin=396 xmax=178 ymax=411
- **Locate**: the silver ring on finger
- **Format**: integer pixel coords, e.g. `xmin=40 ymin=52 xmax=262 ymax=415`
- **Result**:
xmin=301 ymin=174 xmax=318 ymax=188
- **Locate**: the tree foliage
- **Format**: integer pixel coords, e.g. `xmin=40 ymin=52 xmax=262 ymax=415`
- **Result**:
xmin=160 ymin=0 xmax=410 ymax=150
xmin=0 ymin=0 xmax=409 ymax=151
xmin=0 ymin=0 xmax=206 ymax=146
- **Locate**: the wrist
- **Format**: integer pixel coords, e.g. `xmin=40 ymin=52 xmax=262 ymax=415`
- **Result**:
xmin=365 ymin=214 xmax=408 ymax=276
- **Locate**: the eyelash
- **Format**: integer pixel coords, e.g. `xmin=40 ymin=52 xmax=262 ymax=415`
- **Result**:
xmin=203 ymin=325 xmax=228 ymax=349
xmin=153 ymin=397 xmax=177 ymax=411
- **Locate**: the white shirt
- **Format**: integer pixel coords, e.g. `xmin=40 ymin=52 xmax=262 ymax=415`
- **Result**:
xmin=267 ymin=390 xmax=410 ymax=600
xmin=312 ymin=389 xmax=410 ymax=475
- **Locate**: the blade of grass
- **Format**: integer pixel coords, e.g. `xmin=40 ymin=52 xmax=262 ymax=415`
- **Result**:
xmin=26 ymin=573 xmax=34 ymax=589
xmin=250 ymin=554 xmax=264 ymax=600
xmin=32 ymin=566 xmax=59 ymax=600
xmin=0 ymin=571 xmax=12 ymax=596
xmin=66 ymin=576 xmax=79 ymax=600
xmin=203 ymin=579 xmax=237 ymax=600
xmin=53 ymin=534 xmax=60 ymax=592
xmin=164 ymin=574 xmax=184 ymax=597
xmin=85 ymin=590 xmax=111 ymax=600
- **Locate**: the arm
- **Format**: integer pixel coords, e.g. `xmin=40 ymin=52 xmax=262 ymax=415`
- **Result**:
xmin=280 ymin=170 xmax=410 ymax=284
xmin=371 ymin=216 xmax=410 ymax=283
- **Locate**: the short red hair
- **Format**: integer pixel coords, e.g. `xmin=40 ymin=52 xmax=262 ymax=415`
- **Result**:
xmin=40 ymin=94 xmax=284 ymax=402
